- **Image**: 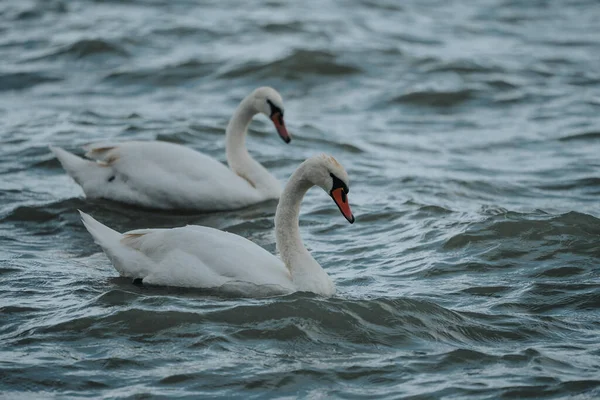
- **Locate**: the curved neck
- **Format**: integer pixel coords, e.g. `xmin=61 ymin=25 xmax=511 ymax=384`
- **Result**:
xmin=275 ymin=165 xmax=334 ymax=294
xmin=225 ymin=97 xmax=280 ymax=197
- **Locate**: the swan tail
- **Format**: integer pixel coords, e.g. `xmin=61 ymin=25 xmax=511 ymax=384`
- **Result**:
xmin=79 ymin=210 xmax=122 ymax=249
xmin=79 ymin=211 xmax=149 ymax=279
xmin=50 ymin=146 xmax=111 ymax=189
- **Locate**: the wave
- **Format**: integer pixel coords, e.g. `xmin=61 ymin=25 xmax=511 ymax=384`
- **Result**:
xmin=0 ymin=305 xmax=40 ymax=313
xmin=293 ymin=132 xmax=365 ymax=154
xmin=390 ymin=88 xmax=477 ymax=108
xmin=219 ymin=50 xmax=361 ymax=80
xmin=34 ymin=39 xmax=129 ymax=60
xmin=0 ymin=72 xmax=61 ymax=91
xmin=149 ymin=26 xmax=222 ymax=38
xmin=558 ymin=130 xmax=600 ymax=142
xmin=3 ymin=206 xmax=57 ymax=222
xmin=1 ymin=197 xmax=87 ymax=221
xmin=417 ymin=58 xmax=501 ymax=74
xmin=489 ymin=284 xmax=600 ymax=317
xmin=259 ymin=21 xmax=305 ymax=34
xmin=0 ymin=266 xmax=23 ymax=276
xmin=537 ymin=177 xmax=600 ymax=191
xmin=7 ymin=1 xmax=67 ymax=20
xmin=443 ymin=211 xmax=600 ymax=250
xmin=12 ymin=294 xmax=568 ymax=348
xmin=103 ymin=59 xmax=219 ymax=86
xmin=357 ymin=0 xmax=405 ymax=12
xmin=484 ymin=77 xmax=522 ymax=90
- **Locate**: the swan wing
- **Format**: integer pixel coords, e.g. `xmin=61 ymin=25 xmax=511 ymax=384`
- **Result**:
xmin=120 ymin=224 xmax=293 ymax=290
xmin=84 ymin=143 xmax=120 ymax=162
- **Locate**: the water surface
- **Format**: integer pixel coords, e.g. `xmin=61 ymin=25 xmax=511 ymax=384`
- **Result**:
xmin=1 ymin=0 xmax=600 ymax=398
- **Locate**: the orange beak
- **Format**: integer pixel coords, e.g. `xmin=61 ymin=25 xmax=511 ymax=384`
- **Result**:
xmin=331 ymin=187 xmax=354 ymax=224
xmin=271 ymin=112 xmax=291 ymax=143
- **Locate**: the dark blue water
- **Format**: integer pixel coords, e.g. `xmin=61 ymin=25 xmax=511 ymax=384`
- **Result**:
xmin=1 ymin=0 xmax=600 ymax=398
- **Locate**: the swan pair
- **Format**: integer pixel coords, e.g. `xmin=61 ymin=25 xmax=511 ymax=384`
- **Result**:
xmin=51 ymin=87 xmax=289 ymax=210
xmin=53 ymin=87 xmax=354 ymax=296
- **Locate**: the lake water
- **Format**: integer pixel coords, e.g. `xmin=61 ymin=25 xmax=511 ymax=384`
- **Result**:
xmin=1 ymin=0 xmax=600 ymax=398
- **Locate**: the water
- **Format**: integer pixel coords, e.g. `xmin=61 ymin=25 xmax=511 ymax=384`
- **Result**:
xmin=1 ymin=0 xmax=600 ymax=398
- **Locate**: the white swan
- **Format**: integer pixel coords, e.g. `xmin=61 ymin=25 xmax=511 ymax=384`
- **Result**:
xmin=79 ymin=154 xmax=354 ymax=296
xmin=50 ymin=87 xmax=290 ymax=211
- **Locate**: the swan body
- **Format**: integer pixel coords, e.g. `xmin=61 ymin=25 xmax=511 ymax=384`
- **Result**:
xmin=51 ymin=142 xmax=268 ymax=211
xmin=79 ymin=154 xmax=355 ymax=296
xmin=51 ymin=87 xmax=290 ymax=211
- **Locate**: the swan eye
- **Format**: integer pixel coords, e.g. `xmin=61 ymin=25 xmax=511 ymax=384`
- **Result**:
xmin=266 ymin=99 xmax=283 ymax=118
xmin=330 ymin=173 xmax=349 ymax=194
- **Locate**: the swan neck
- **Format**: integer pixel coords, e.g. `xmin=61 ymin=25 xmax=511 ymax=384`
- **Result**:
xmin=225 ymin=97 xmax=280 ymax=197
xmin=274 ymin=163 xmax=335 ymax=295
xmin=275 ymin=166 xmax=314 ymax=271
xmin=225 ymin=97 xmax=255 ymax=168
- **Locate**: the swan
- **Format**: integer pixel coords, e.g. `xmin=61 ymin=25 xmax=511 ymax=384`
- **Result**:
xmin=50 ymin=87 xmax=290 ymax=211
xmin=79 ymin=154 xmax=354 ymax=296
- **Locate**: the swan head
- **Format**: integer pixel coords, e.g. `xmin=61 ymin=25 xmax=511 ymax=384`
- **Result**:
xmin=304 ymin=154 xmax=354 ymax=224
xmin=251 ymin=87 xmax=291 ymax=144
